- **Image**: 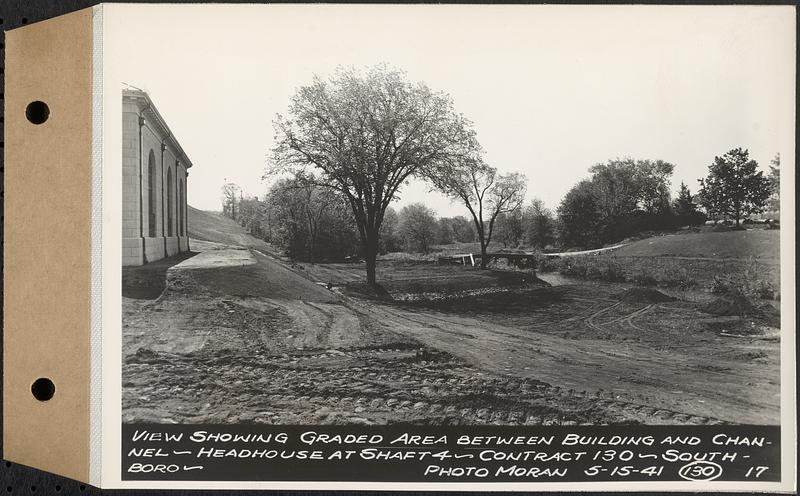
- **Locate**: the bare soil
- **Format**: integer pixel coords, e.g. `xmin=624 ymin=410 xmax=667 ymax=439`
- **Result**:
xmin=122 ymin=251 xmax=198 ymax=299
xmin=122 ymin=237 xmax=780 ymax=425
xmin=356 ymin=286 xmax=779 ymax=424
xmin=124 ymin=253 xmax=634 ymax=425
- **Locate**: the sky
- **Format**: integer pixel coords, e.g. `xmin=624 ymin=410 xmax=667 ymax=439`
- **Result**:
xmin=105 ymin=4 xmax=795 ymax=216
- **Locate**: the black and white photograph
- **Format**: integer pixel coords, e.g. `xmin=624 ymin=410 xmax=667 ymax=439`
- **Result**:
xmin=2 ymin=2 xmax=795 ymax=490
xmin=115 ymin=3 xmax=792 ymax=440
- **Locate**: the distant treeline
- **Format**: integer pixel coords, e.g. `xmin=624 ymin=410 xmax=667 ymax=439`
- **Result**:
xmin=222 ymin=148 xmax=777 ymax=261
xmin=221 ymin=149 xmax=778 ymax=261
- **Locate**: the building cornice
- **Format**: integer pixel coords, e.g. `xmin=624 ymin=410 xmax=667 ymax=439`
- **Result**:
xmin=123 ymin=89 xmax=194 ymax=169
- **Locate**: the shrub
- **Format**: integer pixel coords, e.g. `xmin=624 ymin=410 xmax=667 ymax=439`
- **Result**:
xmin=561 ymin=259 xmax=588 ymax=278
xmin=708 ymin=263 xmax=779 ymax=301
xmin=710 ymin=276 xmax=729 ymax=294
xmin=587 ymin=259 xmax=626 ymax=282
xmin=753 ymin=280 xmax=778 ymax=300
xmin=738 ymin=257 xmax=780 ymax=300
xmin=701 ymin=289 xmax=760 ymax=317
xmin=632 ymin=271 xmax=658 ymax=287
xmin=586 ymin=264 xmax=603 ymax=279
xmin=535 ymin=255 xmax=561 ymax=273
xmin=670 ymin=270 xmax=698 ymax=291
xmin=601 ymin=260 xmax=626 ymax=282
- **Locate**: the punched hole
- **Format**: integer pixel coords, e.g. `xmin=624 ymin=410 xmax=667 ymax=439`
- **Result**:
xmin=25 ymin=101 xmax=50 ymax=125
xmin=31 ymin=378 xmax=55 ymax=401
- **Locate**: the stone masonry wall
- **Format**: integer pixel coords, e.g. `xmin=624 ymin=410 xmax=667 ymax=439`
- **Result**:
xmin=122 ymin=93 xmax=192 ymax=266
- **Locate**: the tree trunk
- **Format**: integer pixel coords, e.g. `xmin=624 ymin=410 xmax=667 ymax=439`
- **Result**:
xmin=734 ymin=203 xmax=741 ymax=227
xmin=309 ymin=222 xmax=318 ymax=262
xmin=480 ymin=240 xmax=488 ymax=269
xmin=364 ymin=232 xmax=379 ymax=286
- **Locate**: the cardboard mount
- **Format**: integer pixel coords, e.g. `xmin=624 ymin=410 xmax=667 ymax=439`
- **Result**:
xmin=3 ymin=7 xmax=94 ymax=483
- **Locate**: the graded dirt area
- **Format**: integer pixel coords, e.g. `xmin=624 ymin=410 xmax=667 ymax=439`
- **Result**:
xmin=123 ymin=249 xmax=639 ymax=425
xmin=122 ymin=217 xmax=781 ymax=426
xmin=360 ymin=284 xmax=779 ymax=424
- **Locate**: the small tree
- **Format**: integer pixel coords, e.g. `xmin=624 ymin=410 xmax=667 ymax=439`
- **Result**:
xmin=451 ymin=216 xmax=477 ymax=243
xmin=437 ymin=217 xmax=455 ymax=245
xmin=767 ymin=153 xmax=780 ymax=213
xmin=672 ymin=182 xmax=705 ymax=226
xmin=237 ymin=195 xmax=265 ymax=236
xmin=265 ymin=178 xmax=309 ymax=258
xmin=431 ymin=159 xmax=527 ymax=268
xmin=221 ymin=182 xmax=241 ymax=220
xmin=292 ymin=174 xmax=338 ymax=262
xmin=697 ymin=148 xmax=772 ymax=226
xmin=398 ymin=203 xmax=438 ymax=253
xmin=523 ymin=198 xmax=556 ymax=249
xmin=590 ymin=159 xmax=674 ymax=217
xmin=494 ymin=210 xmax=524 ymax=248
xmin=557 ymin=180 xmax=603 ymax=249
xmin=557 ymin=158 xmax=676 ymax=248
xmin=437 ymin=216 xmax=475 ymax=244
xmin=264 ymin=176 xmax=359 ymax=261
xmin=378 ymin=207 xmax=402 ymax=254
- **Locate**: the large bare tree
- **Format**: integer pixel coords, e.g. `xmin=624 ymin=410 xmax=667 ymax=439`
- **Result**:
xmin=430 ymin=158 xmax=527 ymax=268
xmin=270 ymin=65 xmax=477 ymax=285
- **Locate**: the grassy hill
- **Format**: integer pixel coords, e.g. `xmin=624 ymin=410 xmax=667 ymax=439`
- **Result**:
xmin=187 ymin=206 xmax=270 ymax=250
xmin=430 ymin=229 xmax=780 ymax=261
xmin=613 ymin=229 xmax=779 ymax=261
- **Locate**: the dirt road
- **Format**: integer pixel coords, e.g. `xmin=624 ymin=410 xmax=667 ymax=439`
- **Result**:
xmin=123 ymin=242 xmax=779 ymax=425
xmin=299 ymin=259 xmax=779 ymax=423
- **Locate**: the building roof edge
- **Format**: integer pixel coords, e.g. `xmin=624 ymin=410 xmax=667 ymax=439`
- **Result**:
xmin=122 ymin=88 xmax=194 ymax=169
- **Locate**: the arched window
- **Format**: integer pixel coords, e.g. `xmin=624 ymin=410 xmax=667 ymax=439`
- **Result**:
xmin=147 ymin=150 xmax=156 ymax=237
xmin=167 ymin=168 xmax=174 ymax=237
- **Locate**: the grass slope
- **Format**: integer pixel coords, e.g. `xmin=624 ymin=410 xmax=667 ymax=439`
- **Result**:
xmin=187 ymin=206 xmax=269 ymax=250
xmin=614 ymin=229 xmax=779 ymax=260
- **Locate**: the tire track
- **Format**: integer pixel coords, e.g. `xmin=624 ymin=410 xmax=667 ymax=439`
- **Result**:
xmin=124 ymin=345 xmax=727 ymax=425
xmin=626 ymin=304 xmax=655 ymax=331
xmin=585 ymin=301 xmax=623 ymax=331
xmin=602 ymin=304 xmax=655 ymax=327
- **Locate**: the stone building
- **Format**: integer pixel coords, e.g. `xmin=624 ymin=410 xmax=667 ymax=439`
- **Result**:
xmin=122 ymin=89 xmax=192 ymax=266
